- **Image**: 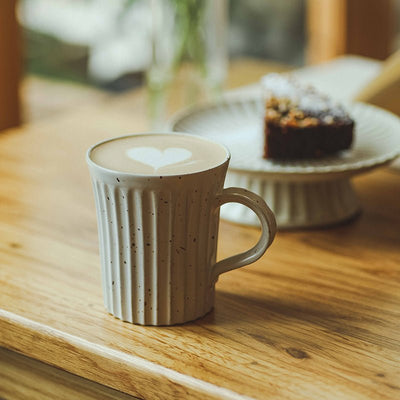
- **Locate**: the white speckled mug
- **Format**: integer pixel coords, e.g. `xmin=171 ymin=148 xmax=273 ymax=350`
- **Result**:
xmin=87 ymin=133 xmax=276 ymax=325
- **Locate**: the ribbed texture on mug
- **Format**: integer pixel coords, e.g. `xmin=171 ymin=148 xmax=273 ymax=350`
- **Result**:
xmin=92 ymin=179 xmax=217 ymax=325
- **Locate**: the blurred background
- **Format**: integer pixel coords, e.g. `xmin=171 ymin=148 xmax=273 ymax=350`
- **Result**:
xmin=19 ymin=0 xmax=306 ymax=89
xmin=1 ymin=0 xmax=400 ymax=130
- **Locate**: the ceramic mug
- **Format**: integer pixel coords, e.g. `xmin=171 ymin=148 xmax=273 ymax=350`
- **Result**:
xmin=87 ymin=133 xmax=276 ymax=325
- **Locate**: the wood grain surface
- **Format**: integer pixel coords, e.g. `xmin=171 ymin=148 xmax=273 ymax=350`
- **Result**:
xmin=0 ymin=66 xmax=400 ymax=399
xmin=0 ymin=347 xmax=138 ymax=400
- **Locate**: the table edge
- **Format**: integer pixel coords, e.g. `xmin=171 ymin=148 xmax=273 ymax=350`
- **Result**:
xmin=0 ymin=309 xmax=253 ymax=400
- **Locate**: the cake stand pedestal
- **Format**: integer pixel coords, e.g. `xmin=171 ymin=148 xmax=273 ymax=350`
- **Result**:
xmin=222 ymin=170 xmax=362 ymax=229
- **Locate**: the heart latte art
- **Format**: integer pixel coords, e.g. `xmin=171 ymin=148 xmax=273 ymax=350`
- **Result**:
xmin=90 ymin=134 xmax=228 ymax=175
xmin=126 ymin=147 xmax=193 ymax=170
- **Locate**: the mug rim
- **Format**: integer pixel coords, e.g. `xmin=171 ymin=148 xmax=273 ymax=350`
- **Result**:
xmin=86 ymin=132 xmax=231 ymax=178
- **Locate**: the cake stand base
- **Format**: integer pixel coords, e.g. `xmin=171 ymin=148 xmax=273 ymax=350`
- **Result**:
xmin=222 ymin=172 xmax=361 ymax=229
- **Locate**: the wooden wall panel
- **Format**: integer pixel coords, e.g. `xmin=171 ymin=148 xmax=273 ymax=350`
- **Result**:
xmin=0 ymin=0 xmax=21 ymax=131
xmin=307 ymin=0 xmax=394 ymax=64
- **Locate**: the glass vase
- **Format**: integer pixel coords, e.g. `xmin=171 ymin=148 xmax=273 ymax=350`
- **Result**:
xmin=147 ymin=0 xmax=228 ymax=129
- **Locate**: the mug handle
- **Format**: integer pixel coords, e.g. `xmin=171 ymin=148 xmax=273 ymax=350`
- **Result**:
xmin=211 ymin=187 xmax=277 ymax=282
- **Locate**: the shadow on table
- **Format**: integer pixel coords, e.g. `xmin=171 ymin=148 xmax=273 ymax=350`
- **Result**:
xmin=192 ymin=288 xmax=398 ymax=353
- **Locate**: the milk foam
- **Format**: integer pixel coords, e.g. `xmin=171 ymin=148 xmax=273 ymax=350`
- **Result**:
xmin=90 ymin=134 xmax=228 ymax=175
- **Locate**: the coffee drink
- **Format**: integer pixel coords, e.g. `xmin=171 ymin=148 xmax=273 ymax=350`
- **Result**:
xmin=87 ymin=133 xmax=276 ymax=325
xmin=90 ymin=133 xmax=228 ymax=175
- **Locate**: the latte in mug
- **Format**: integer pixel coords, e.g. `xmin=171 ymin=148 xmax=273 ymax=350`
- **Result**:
xmin=87 ymin=133 xmax=276 ymax=325
xmin=90 ymin=134 xmax=228 ymax=175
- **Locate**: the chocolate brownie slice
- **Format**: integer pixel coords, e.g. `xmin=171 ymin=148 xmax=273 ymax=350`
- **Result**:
xmin=262 ymin=74 xmax=354 ymax=159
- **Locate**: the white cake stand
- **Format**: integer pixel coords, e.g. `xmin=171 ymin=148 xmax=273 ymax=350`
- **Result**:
xmin=169 ymin=96 xmax=400 ymax=229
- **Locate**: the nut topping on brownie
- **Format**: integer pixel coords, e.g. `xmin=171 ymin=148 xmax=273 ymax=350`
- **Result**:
xmin=261 ymin=74 xmax=354 ymax=159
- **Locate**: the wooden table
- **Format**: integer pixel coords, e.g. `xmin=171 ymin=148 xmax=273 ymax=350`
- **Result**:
xmin=1 ymin=62 xmax=400 ymax=400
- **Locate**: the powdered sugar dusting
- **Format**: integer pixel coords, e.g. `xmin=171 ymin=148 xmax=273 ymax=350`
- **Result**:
xmin=261 ymin=73 xmax=349 ymax=118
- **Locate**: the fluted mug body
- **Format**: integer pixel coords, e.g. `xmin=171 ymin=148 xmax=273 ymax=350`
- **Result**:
xmin=89 ymin=161 xmax=226 ymax=325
